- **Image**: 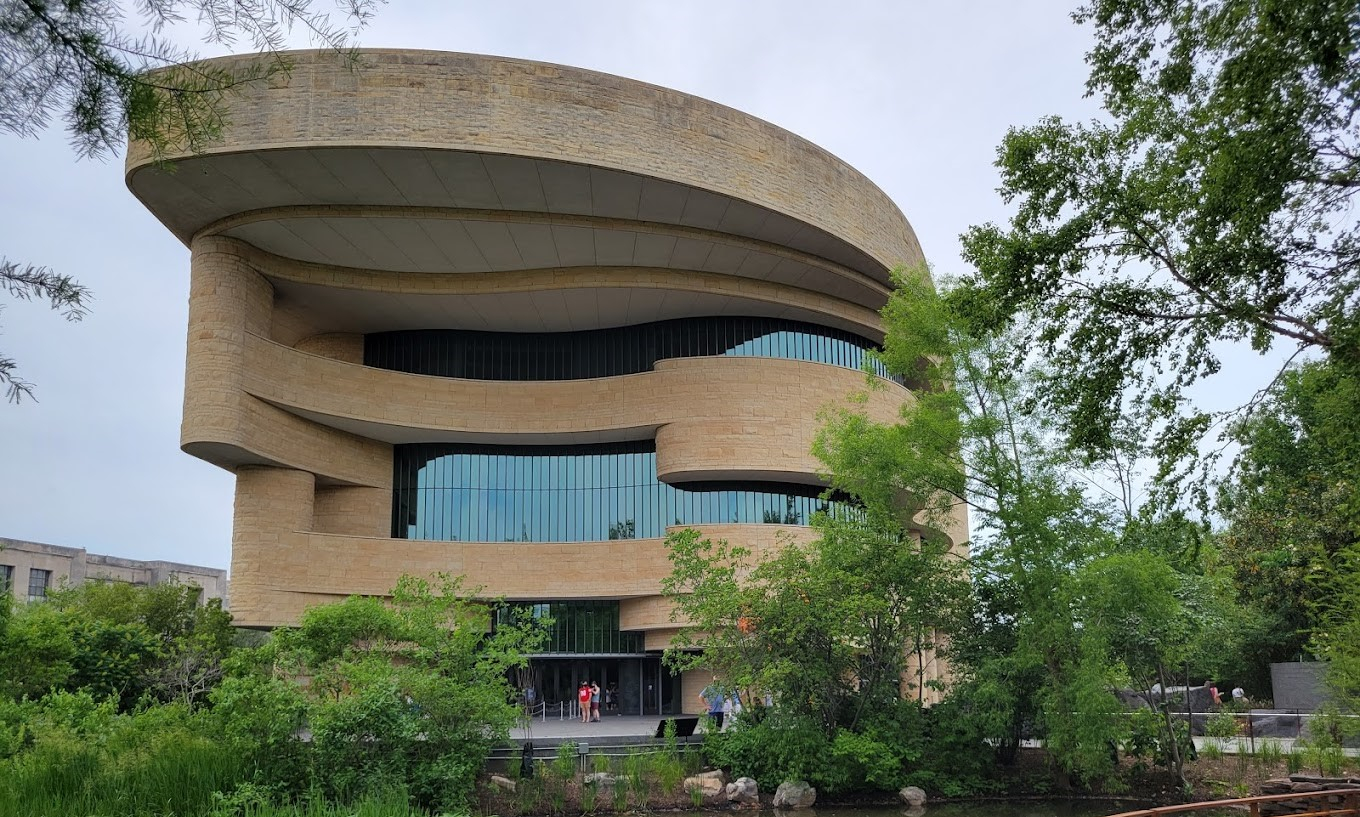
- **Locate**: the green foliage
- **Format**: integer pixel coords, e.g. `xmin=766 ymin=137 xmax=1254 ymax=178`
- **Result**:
xmin=665 ymin=507 xmax=969 ymax=734
xmin=0 ymin=693 xmax=245 ymax=817
xmin=552 ymin=741 xmax=578 ymax=781
xmin=0 ymin=579 xmax=232 ymax=709
xmin=263 ymin=574 xmax=544 ymax=813
xmin=0 ymin=572 xmax=541 ymax=816
xmin=956 ymin=0 xmax=1360 ymax=489
xmin=1205 ymin=711 xmax=1241 ymax=739
xmin=1256 ymin=739 xmax=1284 ymax=766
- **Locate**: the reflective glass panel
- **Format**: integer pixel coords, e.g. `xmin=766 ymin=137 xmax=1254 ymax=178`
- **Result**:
xmin=365 ymin=316 xmax=902 ymax=384
xmin=393 ymin=441 xmax=856 ymax=542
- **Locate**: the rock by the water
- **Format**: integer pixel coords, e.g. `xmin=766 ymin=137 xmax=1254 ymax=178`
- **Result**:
xmin=684 ymin=770 xmax=727 ymax=797
xmin=726 ymin=777 xmax=759 ymax=805
xmin=773 ymin=780 xmax=817 ymax=809
xmin=490 ymin=774 xmax=517 ymax=792
xmin=899 ymin=786 xmax=927 ymax=807
xmin=585 ymin=772 xmax=616 ymax=787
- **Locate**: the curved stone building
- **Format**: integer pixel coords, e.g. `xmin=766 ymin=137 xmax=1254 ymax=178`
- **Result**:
xmin=127 ymin=50 xmax=958 ymax=714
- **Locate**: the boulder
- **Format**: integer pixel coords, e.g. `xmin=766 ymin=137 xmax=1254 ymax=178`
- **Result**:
xmin=726 ymin=777 xmax=759 ymax=805
xmin=773 ymin=780 xmax=817 ymax=809
xmin=585 ymin=772 xmax=616 ymax=787
xmin=684 ymin=770 xmax=728 ymax=797
xmin=490 ymin=774 xmax=517 ymax=793
xmin=899 ymin=786 xmax=927 ymax=807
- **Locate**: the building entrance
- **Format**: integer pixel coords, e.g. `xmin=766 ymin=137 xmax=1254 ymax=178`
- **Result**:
xmin=519 ymin=656 xmax=680 ymax=717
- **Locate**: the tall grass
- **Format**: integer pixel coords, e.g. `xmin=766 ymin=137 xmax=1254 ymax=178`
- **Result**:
xmin=0 ymin=730 xmax=245 ymax=817
xmin=1255 ymin=738 xmax=1284 ymax=766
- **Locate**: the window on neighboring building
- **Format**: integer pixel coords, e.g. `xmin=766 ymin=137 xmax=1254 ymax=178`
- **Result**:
xmin=0 ymin=565 xmax=12 ymax=595
xmin=27 ymin=568 xmax=50 ymax=602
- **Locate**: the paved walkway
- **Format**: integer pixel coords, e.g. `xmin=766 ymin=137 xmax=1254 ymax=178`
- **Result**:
xmin=512 ymin=714 xmax=708 ymax=741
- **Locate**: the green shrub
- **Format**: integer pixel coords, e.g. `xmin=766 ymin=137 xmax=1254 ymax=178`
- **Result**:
xmin=703 ymin=710 xmax=827 ymax=786
xmin=553 ymin=741 xmax=578 ymax=780
xmin=1206 ymin=710 xmax=1241 ymax=739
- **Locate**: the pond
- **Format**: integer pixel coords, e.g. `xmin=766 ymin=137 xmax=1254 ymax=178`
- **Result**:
xmin=693 ymin=803 xmax=1144 ymax=817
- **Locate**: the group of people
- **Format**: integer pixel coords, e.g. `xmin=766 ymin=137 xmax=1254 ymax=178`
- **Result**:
xmin=576 ymin=681 xmax=618 ymax=722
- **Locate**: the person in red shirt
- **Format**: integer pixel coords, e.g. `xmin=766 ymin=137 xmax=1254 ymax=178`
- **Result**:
xmin=578 ymin=681 xmax=592 ymax=723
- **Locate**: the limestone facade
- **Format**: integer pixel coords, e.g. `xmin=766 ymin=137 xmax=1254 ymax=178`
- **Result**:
xmin=127 ymin=50 xmax=962 ymax=712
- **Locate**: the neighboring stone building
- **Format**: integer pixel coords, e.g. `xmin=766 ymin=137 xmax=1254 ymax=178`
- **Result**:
xmin=0 ymin=537 xmax=228 ymax=606
xmin=125 ymin=50 xmax=964 ymax=715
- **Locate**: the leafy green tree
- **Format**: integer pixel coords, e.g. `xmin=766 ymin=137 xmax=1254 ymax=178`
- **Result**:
xmin=816 ymin=266 xmax=1135 ymax=786
xmin=0 ymin=602 xmax=76 ymax=700
xmin=262 ymin=574 xmax=546 ymax=811
xmin=662 ymin=505 xmax=970 ymax=793
xmin=955 ymin=0 xmax=1360 ymax=488
xmin=664 ymin=513 xmax=968 ymax=736
xmin=0 ymin=579 xmax=232 ymax=708
xmin=1219 ymin=358 xmax=1360 ymax=706
xmin=1 ymin=0 xmax=381 ymax=401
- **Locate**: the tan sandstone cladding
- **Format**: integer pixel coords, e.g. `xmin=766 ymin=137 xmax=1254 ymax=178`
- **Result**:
xmin=312 ymin=485 xmax=390 ymax=537
xmin=210 ymin=236 xmax=885 ymax=342
xmin=182 ymin=236 xmax=274 ymax=454
xmin=126 ymin=50 xmax=923 ymax=277
xmin=209 ymin=207 xmax=889 ymax=312
xmin=184 ymin=238 xmax=390 ymax=486
xmin=231 ymin=466 xmax=315 ymax=626
xmin=241 ymin=336 xmax=907 ymax=462
xmin=681 ymin=669 xmax=719 ymax=716
xmin=226 ymin=523 xmax=817 ymax=628
xmin=293 ymin=333 xmax=364 ymax=364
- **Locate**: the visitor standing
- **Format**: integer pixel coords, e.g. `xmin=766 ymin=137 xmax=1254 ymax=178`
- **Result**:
xmin=578 ymin=681 xmax=591 ymax=723
xmin=590 ymin=681 xmax=601 ymax=722
xmin=700 ymin=683 xmax=725 ymax=730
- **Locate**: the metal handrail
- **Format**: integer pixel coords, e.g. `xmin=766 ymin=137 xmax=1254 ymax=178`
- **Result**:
xmin=1109 ymin=789 xmax=1360 ymax=817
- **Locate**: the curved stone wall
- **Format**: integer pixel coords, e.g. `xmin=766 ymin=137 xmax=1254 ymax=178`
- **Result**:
xmin=127 ymin=50 xmax=953 ymax=648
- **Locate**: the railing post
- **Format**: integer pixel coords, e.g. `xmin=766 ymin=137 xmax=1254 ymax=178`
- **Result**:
xmin=1250 ymin=801 xmax=1259 ymax=817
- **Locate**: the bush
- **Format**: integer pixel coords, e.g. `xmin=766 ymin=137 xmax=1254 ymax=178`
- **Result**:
xmin=703 ymin=710 xmax=828 ymax=787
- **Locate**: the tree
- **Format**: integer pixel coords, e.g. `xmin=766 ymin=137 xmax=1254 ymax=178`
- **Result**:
xmin=258 ymin=574 xmax=546 ymax=811
xmin=1218 ymin=357 xmax=1360 ymax=706
xmin=0 ymin=579 xmax=233 ymax=708
xmin=815 ymin=266 xmax=1216 ymax=787
xmin=662 ymin=507 xmax=971 ymax=793
xmin=955 ymin=0 xmax=1360 ymax=488
xmin=0 ymin=0 xmax=382 ymax=401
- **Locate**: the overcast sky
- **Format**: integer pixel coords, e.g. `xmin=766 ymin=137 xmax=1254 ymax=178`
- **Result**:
xmin=1 ymin=1 xmax=1261 ymax=570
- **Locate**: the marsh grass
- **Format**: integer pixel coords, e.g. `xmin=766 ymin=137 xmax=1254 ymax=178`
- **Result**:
xmin=1255 ymin=739 xmax=1283 ymax=766
xmin=0 ymin=730 xmax=245 ymax=817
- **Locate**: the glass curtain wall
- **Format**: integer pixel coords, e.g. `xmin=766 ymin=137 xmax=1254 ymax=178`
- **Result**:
xmin=365 ymin=316 xmax=902 ymax=384
xmin=497 ymin=601 xmax=645 ymax=654
xmin=392 ymin=441 xmax=851 ymax=542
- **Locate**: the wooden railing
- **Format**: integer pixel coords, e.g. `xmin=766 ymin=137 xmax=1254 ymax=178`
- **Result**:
xmin=1109 ymin=790 xmax=1360 ymax=817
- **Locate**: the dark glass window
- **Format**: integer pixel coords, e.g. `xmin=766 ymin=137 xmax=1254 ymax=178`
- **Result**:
xmin=497 ymin=601 xmax=645 ymax=654
xmin=0 ymin=565 xmax=12 ymax=596
xmin=392 ymin=441 xmax=851 ymax=542
xmin=27 ymin=568 xmax=50 ymax=602
xmin=365 ymin=316 xmax=901 ymax=384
